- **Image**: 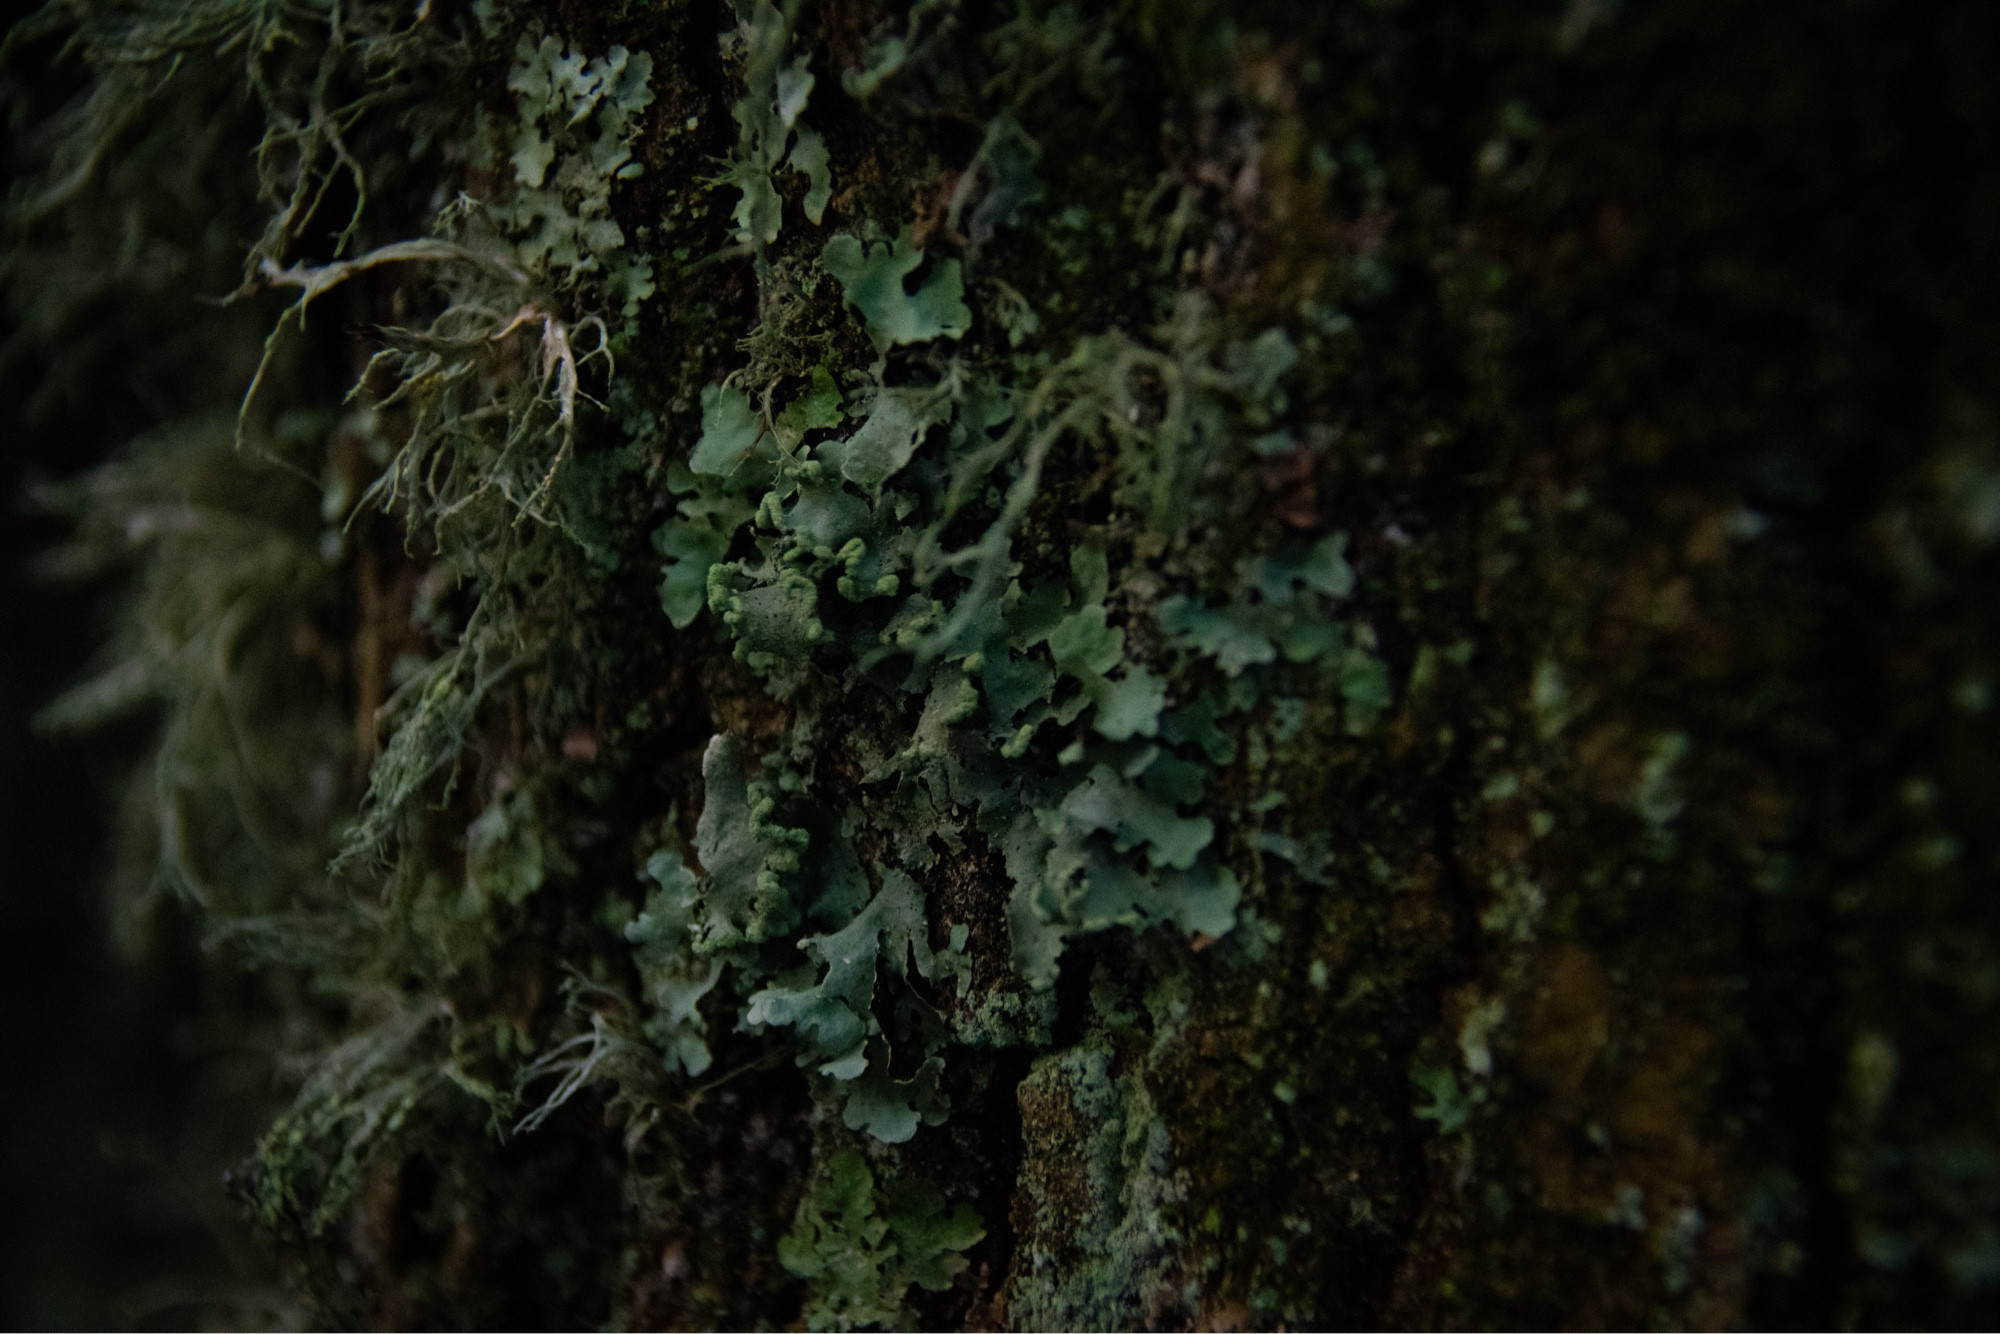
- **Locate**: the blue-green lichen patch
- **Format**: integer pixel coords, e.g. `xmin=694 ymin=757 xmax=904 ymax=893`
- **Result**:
xmin=779 ymin=1146 xmax=987 ymax=1330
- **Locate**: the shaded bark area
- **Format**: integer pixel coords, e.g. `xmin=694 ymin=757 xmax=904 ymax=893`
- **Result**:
xmin=975 ymin=1 xmax=2000 ymax=1326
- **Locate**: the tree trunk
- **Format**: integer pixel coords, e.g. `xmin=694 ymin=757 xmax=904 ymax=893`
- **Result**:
xmin=8 ymin=0 xmax=1999 ymax=1327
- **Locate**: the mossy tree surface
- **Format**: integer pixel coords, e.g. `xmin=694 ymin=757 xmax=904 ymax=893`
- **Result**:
xmin=7 ymin=0 xmax=1999 ymax=1327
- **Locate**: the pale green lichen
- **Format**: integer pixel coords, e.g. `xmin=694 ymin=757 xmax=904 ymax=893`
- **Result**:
xmin=779 ymin=1148 xmax=986 ymax=1330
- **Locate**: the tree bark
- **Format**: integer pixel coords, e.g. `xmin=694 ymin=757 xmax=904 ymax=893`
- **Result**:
xmin=8 ymin=0 xmax=1999 ymax=1327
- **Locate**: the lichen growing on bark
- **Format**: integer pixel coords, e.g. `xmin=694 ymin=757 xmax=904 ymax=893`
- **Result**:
xmin=6 ymin=0 xmax=2000 ymax=1327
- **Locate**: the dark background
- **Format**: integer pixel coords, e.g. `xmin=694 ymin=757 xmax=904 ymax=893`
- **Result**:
xmin=0 ymin=3 xmax=273 ymax=1324
xmin=0 ymin=163 xmax=232 ymax=1334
